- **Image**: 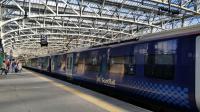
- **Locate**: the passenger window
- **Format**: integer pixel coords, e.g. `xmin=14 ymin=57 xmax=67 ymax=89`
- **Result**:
xmin=155 ymin=54 xmax=175 ymax=79
xmin=76 ymin=58 xmax=85 ymax=74
xmin=109 ymin=57 xmax=125 ymax=76
xmin=109 ymin=56 xmax=135 ymax=76
xmin=75 ymin=54 xmax=85 ymax=74
xmin=144 ymin=40 xmax=177 ymax=80
xmin=85 ymin=53 xmax=100 ymax=72
xmin=124 ymin=56 xmax=136 ymax=76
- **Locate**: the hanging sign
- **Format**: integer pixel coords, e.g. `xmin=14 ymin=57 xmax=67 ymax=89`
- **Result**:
xmin=40 ymin=35 xmax=48 ymax=47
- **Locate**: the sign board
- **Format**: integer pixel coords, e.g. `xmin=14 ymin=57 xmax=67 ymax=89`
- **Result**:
xmin=40 ymin=35 xmax=48 ymax=47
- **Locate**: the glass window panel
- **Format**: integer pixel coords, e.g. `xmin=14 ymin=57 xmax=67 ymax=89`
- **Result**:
xmin=111 ymin=57 xmax=124 ymax=64
xmin=155 ymin=54 xmax=174 ymax=65
xmin=84 ymin=51 xmax=100 ymax=73
xmin=154 ymin=39 xmax=177 ymax=54
xmin=145 ymin=39 xmax=177 ymax=80
xmin=109 ymin=56 xmax=136 ymax=76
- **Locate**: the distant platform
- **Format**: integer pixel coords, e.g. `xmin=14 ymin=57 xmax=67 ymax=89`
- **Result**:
xmin=0 ymin=70 xmax=151 ymax=112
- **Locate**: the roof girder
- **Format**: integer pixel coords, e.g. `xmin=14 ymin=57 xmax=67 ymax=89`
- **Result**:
xmin=1 ymin=0 xmax=200 ymax=57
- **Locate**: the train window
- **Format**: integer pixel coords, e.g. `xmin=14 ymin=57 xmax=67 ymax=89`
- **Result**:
xmin=85 ymin=56 xmax=100 ymax=72
xmin=75 ymin=53 xmax=86 ymax=74
xmin=124 ymin=56 xmax=136 ymax=76
xmin=144 ymin=54 xmax=154 ymax=77
xmin=109 ymin=56 xmax=135 ymax=76
xmin=144 ymin=54 xmax=175 ymax=80
xmin=155 ymin=39 xmax=177 ymax=54
xmin=144 ymin=40 xmax=177 ymax=80
xmin=155 ymin=54 xmax=174 ymax=65
xmin=155 ymin=54 xmax=175 ymax=79
xmin=76 ymin=58 xmax=85 ymax=74
xmin=109 ymin=57 xmax=125 ymax=75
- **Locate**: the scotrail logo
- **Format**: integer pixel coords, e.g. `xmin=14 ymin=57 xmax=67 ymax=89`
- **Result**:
xmin=96 ymin=77 xmax=116 ymax=87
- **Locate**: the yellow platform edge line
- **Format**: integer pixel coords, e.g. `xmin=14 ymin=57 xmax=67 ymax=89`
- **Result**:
xmin=30 ymin=73 xmax=127 ymax=112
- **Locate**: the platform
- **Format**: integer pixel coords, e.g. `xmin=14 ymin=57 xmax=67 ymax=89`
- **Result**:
xmin=0 ymin=70 xmax=151 ymax=112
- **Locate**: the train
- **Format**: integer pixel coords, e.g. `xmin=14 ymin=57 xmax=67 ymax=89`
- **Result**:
xmin=25 ymin=25 xmax=200 ymax=112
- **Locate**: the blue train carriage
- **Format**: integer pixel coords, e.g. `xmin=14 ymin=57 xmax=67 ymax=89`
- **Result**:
xmin=71 ymin=25 xmax=200 ymax=111
xmin=26 ymin=25 xmax=200 ymax=111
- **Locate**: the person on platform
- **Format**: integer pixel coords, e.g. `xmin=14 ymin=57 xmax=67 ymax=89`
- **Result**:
xmin=18 ymin=62 xmax=22 ymax=72
xmin=1 ymin=60 xmax=8 ymax=75
xmin=11 ymin=60 xmax=16 ymax=72
xmin=13 ymin=60 xmax=19 ymax=73
xmin=5 ymin=59 xmax=10 ymax=73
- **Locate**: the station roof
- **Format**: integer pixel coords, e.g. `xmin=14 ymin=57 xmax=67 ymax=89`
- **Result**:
xmin=0 ymin=0 xmax=200 ymax=58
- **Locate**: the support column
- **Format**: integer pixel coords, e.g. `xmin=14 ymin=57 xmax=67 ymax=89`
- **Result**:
xmin=29 ymin=0 xmax=31 ymax=16
xmin=0 ymin=2 xmax=4 ymax=53
xmin=0 ymin=2 xmax=3 ymax=39
xmin=196 ymin=0 xmax=200 ymax=12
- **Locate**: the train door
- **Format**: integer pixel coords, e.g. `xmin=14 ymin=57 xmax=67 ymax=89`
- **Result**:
xmin=66 ymin=53 xmax=73 ymax=77
xmin=99 ymin=49 xmax=108 ymax=77
xmin=48 ymin=56 xmax=51 ymax=72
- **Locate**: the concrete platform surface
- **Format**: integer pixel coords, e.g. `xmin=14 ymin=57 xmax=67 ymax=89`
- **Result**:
xmin=0 ymin=70 xmax=151 ymax=112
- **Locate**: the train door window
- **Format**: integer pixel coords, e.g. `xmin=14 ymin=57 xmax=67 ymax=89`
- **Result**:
xmin=144 ymin=54 xmax=155 ymax=77
xmin=67 ymin=57 xmax=73 ymax=70
xmin=144 ymin=40 xmax=177 ymax=80
xmin=70 ymin=57 xmax=73 ymax=69
xmin=67 ymin=57 xmax=70 ymax=69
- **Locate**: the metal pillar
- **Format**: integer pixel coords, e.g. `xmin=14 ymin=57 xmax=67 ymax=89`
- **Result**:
xmin=0 ymin=2 xmax=2 ymax=39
